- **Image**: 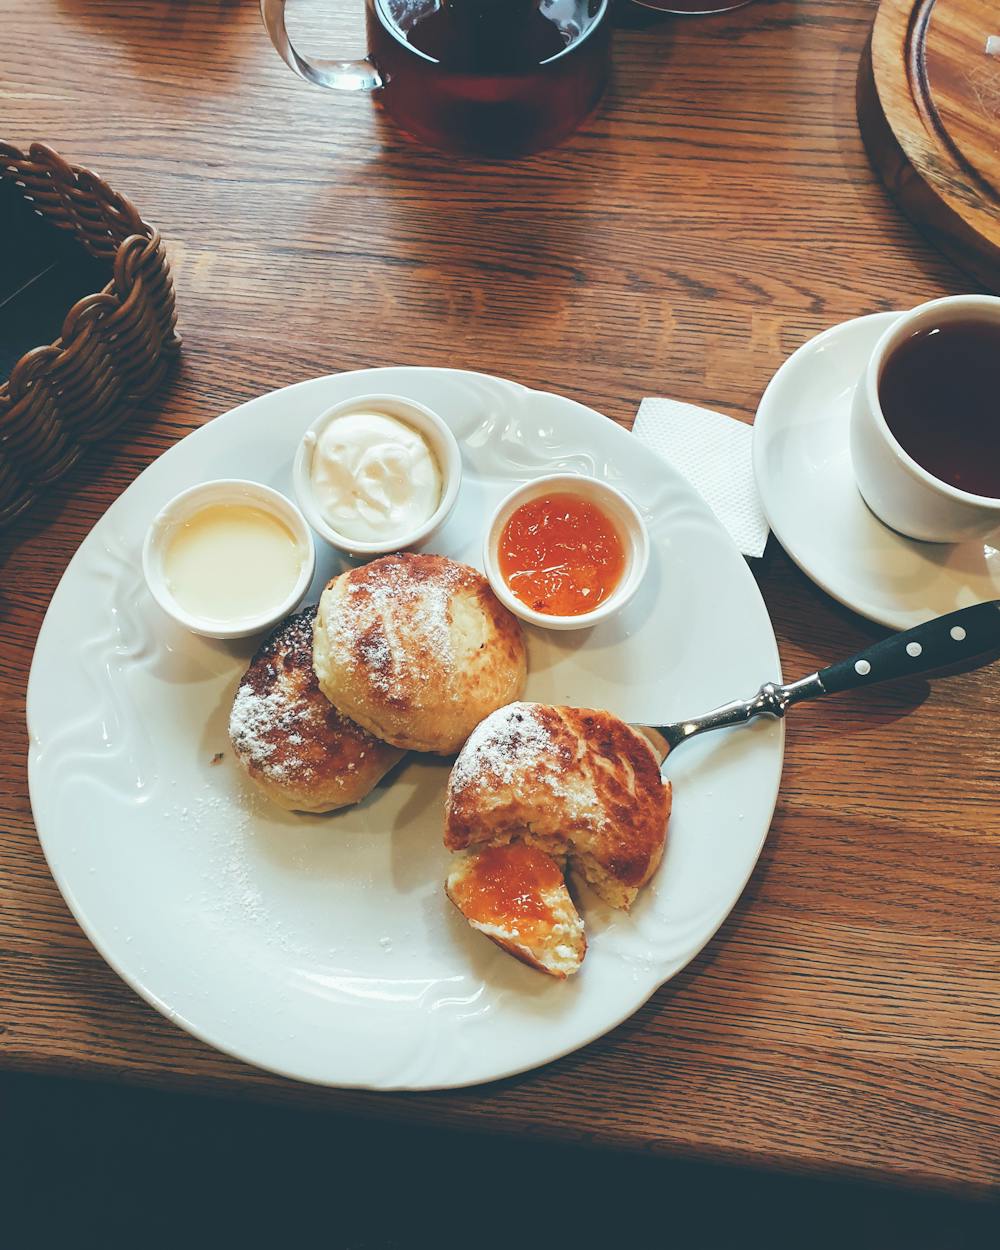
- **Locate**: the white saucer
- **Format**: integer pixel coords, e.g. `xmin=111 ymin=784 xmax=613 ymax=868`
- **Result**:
xmin=753 ymin=312 xmax=1000 ymax=630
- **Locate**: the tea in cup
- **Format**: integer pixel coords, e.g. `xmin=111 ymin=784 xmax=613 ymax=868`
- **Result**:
xmin=850 ymin=295 xmax=1000 ymax=543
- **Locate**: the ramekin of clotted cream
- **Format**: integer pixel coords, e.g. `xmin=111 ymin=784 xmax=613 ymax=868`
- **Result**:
xmin=293 ymin=395 xmax=462 ymax=556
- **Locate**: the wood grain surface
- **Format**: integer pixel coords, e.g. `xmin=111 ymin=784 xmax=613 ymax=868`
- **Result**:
xmin=1 ymin=0 xmax=998 ymax=1195
xmin=858 ymin=0 xmax=1000 ymax=292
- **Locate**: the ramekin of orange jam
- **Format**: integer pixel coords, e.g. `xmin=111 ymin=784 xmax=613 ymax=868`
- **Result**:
xmin=483 ymin=475 xmax=649 ymax=630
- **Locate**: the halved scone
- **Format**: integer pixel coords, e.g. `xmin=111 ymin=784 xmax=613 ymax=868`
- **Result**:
xmin=446 ymin=843 xmax=586 ymax=979
xmin=446 ymin=702 xmax=671 ymax=911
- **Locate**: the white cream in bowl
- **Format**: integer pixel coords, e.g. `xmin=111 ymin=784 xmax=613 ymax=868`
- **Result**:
xmin=293 ymin=394 xmax=462 ymax=557
xmin=308 ymin=410 xmax=441 ymax=543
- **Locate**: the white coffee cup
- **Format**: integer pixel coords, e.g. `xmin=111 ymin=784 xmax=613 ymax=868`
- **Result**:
xmin=849 ymin=294 xmax=1000 ymax=544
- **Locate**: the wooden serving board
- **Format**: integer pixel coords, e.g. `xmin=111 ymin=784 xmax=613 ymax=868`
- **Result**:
xmin=858 ymin=0 xmax=1000 ymax=291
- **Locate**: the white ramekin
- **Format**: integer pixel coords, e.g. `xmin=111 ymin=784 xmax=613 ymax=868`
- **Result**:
xmin=483 ymin=473 xmax=649 ymax=631
xmin=292 ymin=394 xmax=462 ymax=558
xmin=142 ymin=478 xmax=315 ymax=639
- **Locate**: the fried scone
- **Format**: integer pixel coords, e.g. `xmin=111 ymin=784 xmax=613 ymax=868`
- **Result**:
xmin=312 ymin=553 xmax=527 ymax=755
xmin=229 ymin=607 xmax=405 ymax=812
xmin=445 ymin=702 xmax=671 ymax=910
xmin=446 ymin=843 xmax=586 ymax=979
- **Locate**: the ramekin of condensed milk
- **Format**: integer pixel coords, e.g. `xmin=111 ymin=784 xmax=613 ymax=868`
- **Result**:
xmin=142 ymin=480 xmax=315 ymax=639
xmin=292 ymin=394 xmax=462 ymax=557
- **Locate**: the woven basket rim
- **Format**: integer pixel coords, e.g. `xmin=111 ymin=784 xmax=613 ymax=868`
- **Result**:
xmin=0 ymin=140 xmax=179 ymax=528
xmin=0 ymin=140 xmax=156 ymax=397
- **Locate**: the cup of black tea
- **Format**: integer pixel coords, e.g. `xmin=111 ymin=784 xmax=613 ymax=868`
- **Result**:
xmin=850 ymin=295 xmax=1000 ymax=543
xmin=260 ymin=0 xmax=611 ymax=156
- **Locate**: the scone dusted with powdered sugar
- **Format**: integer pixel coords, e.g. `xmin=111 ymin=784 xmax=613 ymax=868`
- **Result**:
xmin=446 ymin=843 xmax=586 ymax=979
xmin=229 ymin=606 xmax=405 ymax=812
xmin=312 ymin=553 xmax=527 ymax=755
xmin=445 ymin=702 xmax=671 ymax=912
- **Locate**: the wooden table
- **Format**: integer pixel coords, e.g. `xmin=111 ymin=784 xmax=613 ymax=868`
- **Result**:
xmin=2 ymin=0 xmax=997 ymax=1196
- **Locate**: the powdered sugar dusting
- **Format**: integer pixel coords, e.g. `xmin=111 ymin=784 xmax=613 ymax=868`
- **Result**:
xmin=229 ymin=680 xmax=306 ymax=778
xmin=450 ymin=702 xmax=552 ymax=794
xmin=330 ymin=557 xmax=463 ymax=697
xmin=228 ymin=609 xmax=319 ymax=780
xmin=166 ymin=786 xmax=307 ymax=955
xmin=356 ymin=629 xmax=392 ymax=689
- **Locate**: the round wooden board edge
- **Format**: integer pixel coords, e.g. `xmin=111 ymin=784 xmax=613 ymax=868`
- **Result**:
xmin=856 ymin=0 xmax=1000 ymax=293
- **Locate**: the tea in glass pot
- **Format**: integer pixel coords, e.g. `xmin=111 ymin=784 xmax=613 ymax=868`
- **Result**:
xmin=261 ymin=0 xmax=612 ymax=156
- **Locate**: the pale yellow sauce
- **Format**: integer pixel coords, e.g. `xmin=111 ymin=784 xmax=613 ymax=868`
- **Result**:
xmin=164 ymin=503 xmax=302 ymax=623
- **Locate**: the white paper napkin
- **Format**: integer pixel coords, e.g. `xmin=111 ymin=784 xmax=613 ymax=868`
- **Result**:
xmin=632 ymin=397 xmax=770 ymax=559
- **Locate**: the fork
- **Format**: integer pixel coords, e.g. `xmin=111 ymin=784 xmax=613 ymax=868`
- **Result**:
xmin=639 ymin=600 xmax=1000 ymax=765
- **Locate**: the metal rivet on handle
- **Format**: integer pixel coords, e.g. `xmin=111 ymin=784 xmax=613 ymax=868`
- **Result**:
xmin=854 ymin=659 xmax=871 ymax=675
xmin=906 ymin=642 xmax=922 ymax=657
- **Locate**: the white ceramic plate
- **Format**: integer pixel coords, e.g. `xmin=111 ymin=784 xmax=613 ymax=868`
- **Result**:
xmin=28 ymin=368 xmax=783 ymax=1090
xmin=754 ymin=313 xmax=1000 ymax=630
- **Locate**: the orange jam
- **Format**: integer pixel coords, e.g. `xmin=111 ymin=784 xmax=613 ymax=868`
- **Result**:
xmin=498 ymin=492 xmax=626 ymax=617
xmin=456 ymin=844 xmax=562 ymax=925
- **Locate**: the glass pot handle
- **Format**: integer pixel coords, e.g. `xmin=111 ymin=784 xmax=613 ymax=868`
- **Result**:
xmin=260 ymin=0 xmax=384 ymax=91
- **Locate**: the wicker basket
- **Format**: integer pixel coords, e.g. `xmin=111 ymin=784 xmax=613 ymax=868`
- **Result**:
xmin=0 ymin=141 xmax=180 ymax=526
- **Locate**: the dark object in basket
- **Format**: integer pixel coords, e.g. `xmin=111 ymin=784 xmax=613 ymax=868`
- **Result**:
xmin=0 ymin=181 xmax=113 ymax=380
xmin=0 ymin=141 xmax=180 ymax=527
